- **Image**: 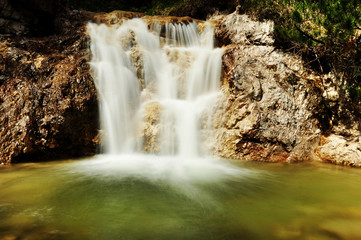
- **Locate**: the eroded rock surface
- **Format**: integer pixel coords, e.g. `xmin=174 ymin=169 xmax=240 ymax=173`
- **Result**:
xmin=207 ymin=12 xmax=324 ymax=162
xmin=208 ymin=12 xmax=361 ymax=165
xmin=0 ymin=10 xmax=98 ymax=164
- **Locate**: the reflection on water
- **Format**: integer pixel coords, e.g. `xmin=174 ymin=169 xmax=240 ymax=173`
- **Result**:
xmin=1 ymin=158 xmax=361 ymax=240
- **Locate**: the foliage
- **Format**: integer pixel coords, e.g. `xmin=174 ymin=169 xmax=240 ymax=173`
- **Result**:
xmin=145 ymin=0 xmax=185 ymax=15
xmin=240 ymin=0 xmax=361 ymax=101
xmin=65 ymin=0 xmax=184 ymax=14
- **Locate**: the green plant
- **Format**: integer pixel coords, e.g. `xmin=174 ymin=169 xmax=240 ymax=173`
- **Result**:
xmin=65 ymin=0 xmax=184 ymax=14
xmin=240 ymin=0 xmax=361 ymax=97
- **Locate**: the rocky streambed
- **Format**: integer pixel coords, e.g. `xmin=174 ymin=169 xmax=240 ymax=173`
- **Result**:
xmin=0 ymin=6 xmax=360 ymax=166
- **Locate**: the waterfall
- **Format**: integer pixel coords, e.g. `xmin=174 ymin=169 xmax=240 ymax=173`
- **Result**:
xmin=73 ymin=18 xmax=248 ymax=188
xmin=88 ymin=18 xmax=224 ymax=157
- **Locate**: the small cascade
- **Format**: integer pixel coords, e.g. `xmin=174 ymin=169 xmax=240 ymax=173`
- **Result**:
xmin=88 ymin=18 xmax=224 ymax=157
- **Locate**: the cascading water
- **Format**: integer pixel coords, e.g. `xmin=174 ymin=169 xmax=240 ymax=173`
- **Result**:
xmin=89 ymin=18 xmax=223 ymax=157
xmin=82 ymin=18 xmax=246 ymax=188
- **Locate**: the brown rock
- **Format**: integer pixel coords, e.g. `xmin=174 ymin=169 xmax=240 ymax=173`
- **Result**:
xmin=0 ymin=10 xmax=98 ymax=164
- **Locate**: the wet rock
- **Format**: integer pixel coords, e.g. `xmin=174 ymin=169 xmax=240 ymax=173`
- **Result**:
xmin=209 ymin=11 xmax=361 ymax=165
xmin=130 ymin=45 xmax=145 ymax=88
xmin=139 ymin=101 xmax=162 ymax=153
xmin=93 ymin=10 xmax=145 ymax=25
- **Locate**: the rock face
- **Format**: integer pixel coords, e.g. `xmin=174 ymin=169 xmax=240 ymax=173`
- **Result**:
xmin=1 ymin=8 xmax=360 ymax=166
xmin=201 ymin=13 xmax=322 ymax=162
xmin=208 ymin=12 xmax=361 ymax=165
xmin=0 ymin=10 xmax=98 ymax=164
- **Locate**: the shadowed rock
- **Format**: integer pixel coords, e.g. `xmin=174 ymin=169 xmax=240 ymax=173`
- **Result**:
xmin=0 ymin=10 xmax=98 ymax=164
xmin=0 ymin=0 xmax=66 ymax=36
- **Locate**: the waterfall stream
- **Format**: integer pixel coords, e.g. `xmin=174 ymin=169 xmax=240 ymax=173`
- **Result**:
xmin=88 ymin=19 xmax=223 ymax=157
xmin=84 ymin=18 xmax=246 ymax=185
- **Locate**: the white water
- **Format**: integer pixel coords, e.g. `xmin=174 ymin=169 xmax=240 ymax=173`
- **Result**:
xmin=89 ymin=19 xmax=223 ymax=156
xmin=85 ymin=18 xmax=247 ymax=185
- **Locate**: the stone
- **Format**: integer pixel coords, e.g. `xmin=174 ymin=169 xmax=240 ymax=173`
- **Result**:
xmin=207 ymin=12 xmax=322 ymax=162
xmin=138 ymin=101 xmax=162 ymax=153
xmin=0 ymin=10 xmax=99 ymax=164
xmin=212 ymin=13 xmax=275 ymax=46
xmin=316 ymin=135 xmax=361 ymax=167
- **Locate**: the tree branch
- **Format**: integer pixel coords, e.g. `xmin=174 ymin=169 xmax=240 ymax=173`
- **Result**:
xmin=294 ymin=24 xmax=325 ymax=45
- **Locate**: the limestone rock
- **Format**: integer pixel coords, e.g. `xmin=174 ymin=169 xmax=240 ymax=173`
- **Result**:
xmin=212 ymin=13 xmax=274 ymax=46
xmin=208 ymin=13 xmax=323 ymax=162
xmin=316 ymin=135 xmax=361 ymax=167
xmin=138 ymin=101 xmax=162 ymax=153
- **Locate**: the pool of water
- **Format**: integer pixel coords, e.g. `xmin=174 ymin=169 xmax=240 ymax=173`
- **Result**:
xmin=1 ymin=156 xmax=361 ymax=240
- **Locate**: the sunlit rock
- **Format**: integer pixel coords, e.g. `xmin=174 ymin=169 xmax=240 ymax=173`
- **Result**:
xmin=209 ymin=12 xmax=322 ymax=162
xmin=316 ymin=135 xmax=361 ymax=167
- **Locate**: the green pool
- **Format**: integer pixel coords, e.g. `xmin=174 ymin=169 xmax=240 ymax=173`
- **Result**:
xmin=1 ymin=156 xmax=361 ymax=240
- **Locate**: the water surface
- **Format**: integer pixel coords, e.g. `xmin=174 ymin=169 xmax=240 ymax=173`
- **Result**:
xmin=1 ymin=158 xmax=361 ymax=240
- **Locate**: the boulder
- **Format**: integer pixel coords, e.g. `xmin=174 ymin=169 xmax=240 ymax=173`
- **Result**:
xmin=316 ymin=135 xmax=361 ymax=167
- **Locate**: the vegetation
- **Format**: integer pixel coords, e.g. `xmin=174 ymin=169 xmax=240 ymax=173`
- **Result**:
xmin=238 ymin=0 xmax=361 ymax=130
xmin=65 ymin=0 xmax=235 ymax=18
xmin=240 ymin=0 xmax=361 ymax=97
xmin=65 ymin=0 xmax=184 ymax=14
